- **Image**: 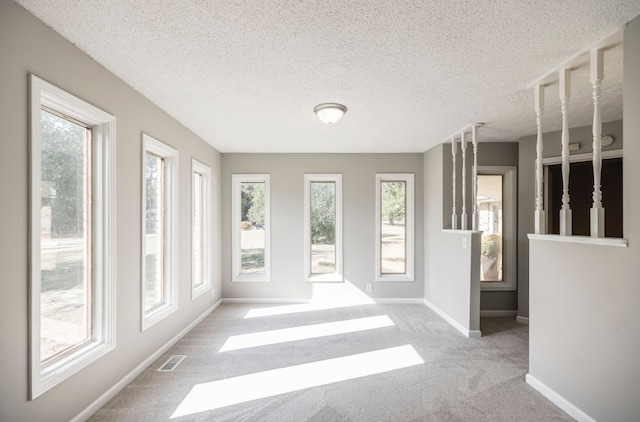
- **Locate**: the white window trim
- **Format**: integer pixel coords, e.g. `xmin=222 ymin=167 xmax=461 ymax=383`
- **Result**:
xmin=375 ymin=173 xmax=415 ymax=282
xmin=29 ymin=75 xmax=116 ymax=399
xmin=141 ymin=133 xmax=179 ymax=330
xmin=191 ymin=159 xmax=212 ymax=299
xmin=231 ymin=174 xmax=271 ymax=282
xmin=478 ymin=166 xmax=517 ymax=291
xmin=304 ymin=174 xmax=343 ymax=282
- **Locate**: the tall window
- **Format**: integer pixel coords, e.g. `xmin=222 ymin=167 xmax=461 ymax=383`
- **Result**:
xmin=304 ymin=174 xmax=343 ymax=282
xmin=478 ymin=167 xmax=516 ymax=291
xmin=29 ymin=75 xmax=116 ymax=399
xmin=375 ymin=174 xmax=415 ymax=282
xmin=478 ymin=175 xmax=503 ymax=282
xmin=232 ymin=174 xmax=271 ymax=282
xmin=142 ymin=134 xmax=178 ymax=329
xmin=192 ymin=159 xmax=212 ymax=299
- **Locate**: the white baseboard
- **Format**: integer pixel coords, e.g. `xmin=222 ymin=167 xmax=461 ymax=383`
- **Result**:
xmin=72 ymin=300 xmax=222 ymax=422
xmin=516 ymin=316 xmax=529 ymax=324
xmin=525 ymin=373 xmax=596 ymax=422
xmin=480 ymin=310 xmax=518 ymax=318
xmin=423 ymin=299 xmax=482 ymax=338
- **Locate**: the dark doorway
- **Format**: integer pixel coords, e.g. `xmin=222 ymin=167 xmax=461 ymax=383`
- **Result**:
xmin=548 ymin=158 xmax=623 ymax=237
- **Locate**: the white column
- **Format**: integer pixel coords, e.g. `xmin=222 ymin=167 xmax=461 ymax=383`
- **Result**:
xmin=451 ymin=137 xmax=458 ymax=229
xmin=534 ymin=85 xmax=546 ymax=234
xmin=472 ymin=125 xmax=479 ymax=231
xmin=460 ymin=131 xmax=468 ymax=230
xmin=559 ymin=68 xmax=572 ymax=236
xmin=590 ymin=48 xmax=605 ymax=238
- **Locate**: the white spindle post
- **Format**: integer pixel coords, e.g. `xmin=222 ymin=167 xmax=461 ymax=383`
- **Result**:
xmin=534 ymin=85 xmax=546 ymax=234
xmin=559 ymin=68 xmax=572 ymax=236
xmin=590 ymin=48 xmax=605 ymax=238
xmin=460 ymin=131 xmax=468 ymax=230
xmin=451 ymin=137 xmax=458 ymax=229
xmin=472 ymin=125 xmax=479 ymax=231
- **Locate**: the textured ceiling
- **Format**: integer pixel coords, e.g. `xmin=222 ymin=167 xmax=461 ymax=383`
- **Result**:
xmin=15 ymin=0 xmax=640 ymax=153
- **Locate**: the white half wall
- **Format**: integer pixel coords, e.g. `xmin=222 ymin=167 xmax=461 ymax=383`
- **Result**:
xmin=423 ymin=145 xmax=482 ymax=338
xmin=526 ymin=15 xmax=640 ymax=422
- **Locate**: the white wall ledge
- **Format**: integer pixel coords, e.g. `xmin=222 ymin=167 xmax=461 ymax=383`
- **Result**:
xmin=528 ymin=234 xmax=628 ymax=247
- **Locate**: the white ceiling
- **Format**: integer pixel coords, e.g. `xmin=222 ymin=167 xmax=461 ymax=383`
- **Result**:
xmin=15 ymin=0 xmax=640 ymax=153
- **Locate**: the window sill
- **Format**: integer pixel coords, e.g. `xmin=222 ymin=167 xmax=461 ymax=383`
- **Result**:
xmin=142 ymin=302 xmax=178 ymax=331
xmin=32 ymin=339 xmax=115 ymax=399
xmin=527 ymin=234 xmax=628 ymax=247
xmin=481 ymin=282 xmax=516 ymax=292
xmin=191 ymin=283 xmax=212 ymax=300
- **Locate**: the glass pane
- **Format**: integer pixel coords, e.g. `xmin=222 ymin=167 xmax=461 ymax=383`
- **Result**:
xmin=145 ymin=153 xmax=164 ymax=310
xmin=192 ymin=172 xmax=203 ymax=287
xmin=478 ymin=175 xmax=503 ymax=282
xmin=381 ymin=181 xmax=406 ymax=274
xmin=240 ymin=182 xmax=265 ymax=274
xmin=310 ymin=182 xmax=336 ymax=274
xmin=39 ymin=109 xmax=92 ymax=363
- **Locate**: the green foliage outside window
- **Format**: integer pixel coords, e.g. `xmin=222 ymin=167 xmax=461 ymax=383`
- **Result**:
xmin=382 ymin=181 xmax=405 ymax=225
xmin=241 ymin=182 xmax=265 ymax=226
xmin=310 ymin=182 xmax=336 ymax=244
xmin=481 ymin=233 xmax=501 ymax=259
xmin=40 ymin=110 xmax=88 ymax=238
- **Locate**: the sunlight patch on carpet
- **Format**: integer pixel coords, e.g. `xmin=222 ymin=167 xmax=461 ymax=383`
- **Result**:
xmin=171 ymin=344 xmax=424 ymax=418
xmin=244 ymin=280 xmax=375 ymax=318
xmin=219 ymin=315 xmax=395 ymax=352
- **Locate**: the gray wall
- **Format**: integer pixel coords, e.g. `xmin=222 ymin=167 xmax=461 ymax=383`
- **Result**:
xmin=539 ymin=120 xmax=623 ymax=158
xmin=0 ymin=2 xmax=221 ymax=421
xmin=516 ymin=138 xmax=534 ymax=319
xmin=221 ymin=153 xmax=424 ymax=300
xmin=442 ymin=142 xmax=519 ymax=312
xmin=527 ymin=16 xmax=640 ymax=421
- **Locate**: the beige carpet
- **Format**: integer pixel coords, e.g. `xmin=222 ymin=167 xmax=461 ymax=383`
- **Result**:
xmin=89 ymin=303 xmax=573 ymax=421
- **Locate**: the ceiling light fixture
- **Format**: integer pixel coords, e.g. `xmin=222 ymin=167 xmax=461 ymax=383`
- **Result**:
xmin=314 ymin=103 xmax=347 ymax=124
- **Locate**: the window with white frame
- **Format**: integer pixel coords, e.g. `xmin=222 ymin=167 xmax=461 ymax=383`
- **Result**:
xmin=191 ymin=159 xmax=212 ymax=299
xmin=142 ymin=134 xmax=178 ymax=329
xmin=29 ymin=75 xmax=116 ymax=399
xmin=477 ymin=166 xmax=516 ymax=291
xmin=304 ymin=174 xmax=343 ymax=282
xmin=375 ymin=174 xmax=415 ymax=282
xmin=232 ymin=174 xmax=271 ymax=282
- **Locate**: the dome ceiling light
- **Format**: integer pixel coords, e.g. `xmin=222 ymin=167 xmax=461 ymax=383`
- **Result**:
xmin=314 ymin=103 xmax=347 ymax=124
